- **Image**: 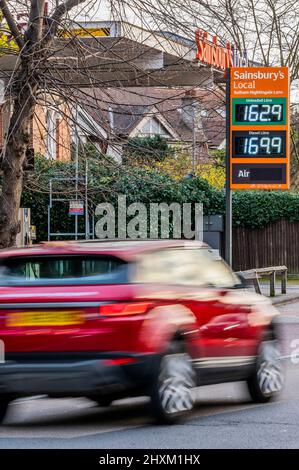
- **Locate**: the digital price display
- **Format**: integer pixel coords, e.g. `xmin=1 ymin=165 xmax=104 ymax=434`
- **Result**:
xmin=232 ymin=131 xmax=286 ymax=158
xmin=230 ymin=67 xmax=289 ymax=190
xmin=232 ymin=98 xmax=286 ymax=126
xmin=235 ymin=103 xmax=283 ymax=123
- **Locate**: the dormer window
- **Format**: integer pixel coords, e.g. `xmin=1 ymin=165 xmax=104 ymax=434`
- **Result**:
xmin=137 ymin=117 xmax=171 ymax=138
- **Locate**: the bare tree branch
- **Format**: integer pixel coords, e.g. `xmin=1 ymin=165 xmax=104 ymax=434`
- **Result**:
xmin=45 ymin=0 xmax=88 ymax=41
xmin=0 ymin=0 xmax=24 ymax=49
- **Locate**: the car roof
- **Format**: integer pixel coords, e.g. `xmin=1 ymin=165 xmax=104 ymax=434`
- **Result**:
xmin=0 ymin=239 xmax=209 ymax=262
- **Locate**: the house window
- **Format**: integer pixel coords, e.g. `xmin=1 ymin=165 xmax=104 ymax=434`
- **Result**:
xmin=216 ymin=108 xmax=226 ymax=118
xmin=56 ymin=117 xmax=60 ymax=160
xmin=138 ymin=117 xmax=171 ymax=138
xmin=45 ymin=109 xmax=60 ymax=159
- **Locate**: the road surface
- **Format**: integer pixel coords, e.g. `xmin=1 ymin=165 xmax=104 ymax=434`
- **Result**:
xmin=0 ymin=301 xmax=299 ymax=449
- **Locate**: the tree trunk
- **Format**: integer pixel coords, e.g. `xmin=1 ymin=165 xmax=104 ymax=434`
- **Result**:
xmin=0 ymin=79 xmax=36 ymax=248
xmin=0 ymin=0 xmax=87 ymax=248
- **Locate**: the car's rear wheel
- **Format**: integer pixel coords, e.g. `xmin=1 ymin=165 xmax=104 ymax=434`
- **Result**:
xmin=247 ymin=340 xmax=283 ymax=403
xmin=0 ymin=396 xmax=11 ymax=424
xmin=150 ymin=343 xmax=196 ymax=424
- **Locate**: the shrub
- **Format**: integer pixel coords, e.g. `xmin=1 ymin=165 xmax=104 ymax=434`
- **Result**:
xmin=21 ymin=155 xmax=299 ymax=241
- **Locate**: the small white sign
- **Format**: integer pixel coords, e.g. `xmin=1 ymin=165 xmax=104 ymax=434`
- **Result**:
xmin=69 ymin=200 xmax=84 ymax=215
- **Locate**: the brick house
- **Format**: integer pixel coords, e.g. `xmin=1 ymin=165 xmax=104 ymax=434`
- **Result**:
xmin=32 ymin=101 xmax=72 ymax=161
xmin=0 ymin=96 xmax=72 ymax=162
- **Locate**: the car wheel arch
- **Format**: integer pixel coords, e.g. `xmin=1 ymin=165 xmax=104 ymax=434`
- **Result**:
xmin=139 ymin=304 xmax=198 ymax=353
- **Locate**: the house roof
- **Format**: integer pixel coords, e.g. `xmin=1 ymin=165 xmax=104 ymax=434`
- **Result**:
xmin=77 ymin=87 xmax=225 ymax=148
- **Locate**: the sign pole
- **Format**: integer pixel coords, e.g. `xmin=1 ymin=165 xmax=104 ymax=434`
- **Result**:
xmin=225 ymin=68 xmax=232 ymax=267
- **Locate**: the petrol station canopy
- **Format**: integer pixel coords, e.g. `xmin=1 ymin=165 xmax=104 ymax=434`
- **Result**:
xmin=0 ymin=21 xmax=228 ymax=88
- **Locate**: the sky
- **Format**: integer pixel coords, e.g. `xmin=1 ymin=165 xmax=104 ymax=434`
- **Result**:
xmin=73 ymin=0 xmax=141 ymax=24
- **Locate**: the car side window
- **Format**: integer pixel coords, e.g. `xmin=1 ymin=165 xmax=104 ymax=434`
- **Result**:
xmin=0 ymin=256 xmax=125 ymax=280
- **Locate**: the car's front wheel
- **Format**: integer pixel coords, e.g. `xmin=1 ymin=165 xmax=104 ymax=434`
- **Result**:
xmin=247 ymin=340 xmax=283 ymax=403
xmin=150 ymin=343 xmax=196 ymax=424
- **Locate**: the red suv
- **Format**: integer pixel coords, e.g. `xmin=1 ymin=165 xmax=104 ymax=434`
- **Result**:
xmin=0 ymin=240 xmax=283 ymax=423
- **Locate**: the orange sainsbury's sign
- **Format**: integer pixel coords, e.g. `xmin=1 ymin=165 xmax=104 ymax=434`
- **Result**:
xmin=229 ymin=66 xmax=290 ymax=190
xmin=195 ymin=30 xmax=248 ymax=70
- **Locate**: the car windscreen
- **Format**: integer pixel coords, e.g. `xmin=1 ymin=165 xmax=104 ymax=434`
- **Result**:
xmin=0 ymin=255 xmax=128 ymax=286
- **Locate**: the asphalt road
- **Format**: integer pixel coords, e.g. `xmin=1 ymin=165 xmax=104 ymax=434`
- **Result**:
xmin=0 ymin=301 xmax=299 ymax=449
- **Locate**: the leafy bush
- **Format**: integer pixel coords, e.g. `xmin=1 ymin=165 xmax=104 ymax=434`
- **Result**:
xmin=123 ymin=135 xmax=173 ymax=165
xmin=21 ymin=155 xmax=299 ymax=241
xmin=152 ymin=149 xmax=226 ymax=189
xmin=232 ymin=190 xmax=299 ymax=228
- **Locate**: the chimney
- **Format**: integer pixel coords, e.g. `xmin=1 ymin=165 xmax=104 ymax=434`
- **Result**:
xmin=181 ymin=90 xmax=207 ymax=165
xmin=181 ymin=90 xmax=202 ymax=130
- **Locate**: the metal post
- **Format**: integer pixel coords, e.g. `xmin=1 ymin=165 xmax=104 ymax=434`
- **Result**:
xmin=281 ymin=269 xmax=287 ymax=294
xmin=92 ymin=211 xmax=95 ymax=239
xmin=47 ymin=206 xmax=51 ymax=241
xmin=225 ymin=68 xmax=232 ymax=267
xmin=74 ymin=102 xmax=79 ymax=240
xmin=85 ymin=158 xmax=89 ymax=239
xmin=192 ymin=107 xmax=196 ymax=175
xmin=48 ymin=179 xmax=52 ymax=241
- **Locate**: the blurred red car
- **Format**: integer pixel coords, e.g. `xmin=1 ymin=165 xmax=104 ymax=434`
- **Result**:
xmin=0 ymin=240 xmax=283 ymax=423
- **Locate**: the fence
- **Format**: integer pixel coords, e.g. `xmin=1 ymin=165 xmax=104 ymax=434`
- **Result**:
xmin=233 ymin=219 xmax=299 ymax=274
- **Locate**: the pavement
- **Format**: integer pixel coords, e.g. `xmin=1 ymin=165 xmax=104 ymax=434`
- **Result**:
xmin=0 ymin=301 xmax=299 ymax=449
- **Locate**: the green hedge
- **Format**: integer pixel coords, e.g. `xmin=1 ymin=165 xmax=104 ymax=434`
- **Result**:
xmin=21 ymin=156 xmax=299 ymax=241
xmin=232 ymin=190 xmax=299 ymax=228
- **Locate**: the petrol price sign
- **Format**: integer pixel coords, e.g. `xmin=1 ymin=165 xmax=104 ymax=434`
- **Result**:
xmin=229 ymin=67 xmax=289 ymax=190
xmin=233 ymin=99 xmax=286 ymax=124
xmin=232 ymin=131 xmax=286 ymax=158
